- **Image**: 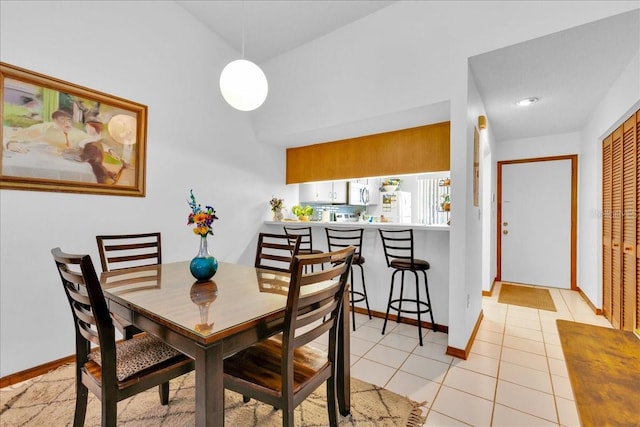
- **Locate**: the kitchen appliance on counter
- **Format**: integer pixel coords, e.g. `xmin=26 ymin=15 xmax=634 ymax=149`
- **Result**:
xmin=348 ymin=182 xmax=370 ymax=206
xmin=381 ymin=191 xmax=412 ymax=223
xmin=334 ymin=213 xmax=358 ymax=222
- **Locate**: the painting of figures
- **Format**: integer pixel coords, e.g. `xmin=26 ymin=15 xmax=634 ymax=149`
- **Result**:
xmin=1 ymin=62 xmax=147 ymax=196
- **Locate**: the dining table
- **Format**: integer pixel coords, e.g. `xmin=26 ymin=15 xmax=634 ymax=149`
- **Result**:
xmin=100 ymin=260 xmax=351 ymax=427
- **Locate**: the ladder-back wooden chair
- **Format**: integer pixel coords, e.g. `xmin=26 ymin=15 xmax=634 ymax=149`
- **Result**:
xmin=96 ymin=232 xmax=162 ymax=272
xmin=224 ymin=246 xmax=355 ymax=426
xmin=283 ymin=226 xmax=324 ymax=272
xmin=254 ymin=232 xmax=301 ymax=273
xmin=51 ymin=247 xmax=193 ymax=427
xmin=96 ymin=232 xmax=162 ymax=339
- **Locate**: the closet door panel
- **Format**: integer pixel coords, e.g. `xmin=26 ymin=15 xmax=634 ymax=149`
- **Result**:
xmin=636 ymin=111 xmax=640 ymax=330
xmin=622 ymin=115 xmax=637 ymax=331
xmin=611 ymin=126 xmax=623 ymax=329
xmin=603 ymin=135 xmax=613 ymax=320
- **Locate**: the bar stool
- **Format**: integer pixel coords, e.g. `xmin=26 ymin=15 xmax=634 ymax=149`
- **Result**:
xmin=283 ymin=226 xmax=324 ymax=272
xmin=325 ymin=227 xmax=372 ymax=330
xmin=378 ymin=229 xmax=436 ymax=346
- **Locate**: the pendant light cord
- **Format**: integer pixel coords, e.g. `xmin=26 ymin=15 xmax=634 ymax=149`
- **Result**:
xmin=241 ymin=1 xmax=246 ymax=58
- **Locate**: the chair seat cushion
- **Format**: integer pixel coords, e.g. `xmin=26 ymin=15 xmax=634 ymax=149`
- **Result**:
xmin=88 ymin=334 xmax=182 ymax=381
xmin=224 ymin=337 xmax=329 ymax=393
xmin=390 ymin=258 xmax=430 ymax=270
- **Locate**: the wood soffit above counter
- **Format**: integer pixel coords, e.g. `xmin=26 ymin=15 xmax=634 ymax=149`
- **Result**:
xmin=286 ymin=122 xmax=450 ymax=184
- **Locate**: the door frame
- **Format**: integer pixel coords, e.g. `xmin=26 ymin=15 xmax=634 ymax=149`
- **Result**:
xmin=496 ymin=155 xmax=578 ymax=289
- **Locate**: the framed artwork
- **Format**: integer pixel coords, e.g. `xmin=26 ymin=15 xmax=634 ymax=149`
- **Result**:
xmin=473 ymin=126 xmax=479 ymax=207
xmin=1 ymin=62 xmax=147 ymax=197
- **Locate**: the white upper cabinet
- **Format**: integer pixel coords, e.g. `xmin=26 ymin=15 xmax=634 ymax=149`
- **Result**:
xmin=332 ymin=181 xmax=347 ymax=203
xmin=299 ymin=181 xmax=347 ymax=204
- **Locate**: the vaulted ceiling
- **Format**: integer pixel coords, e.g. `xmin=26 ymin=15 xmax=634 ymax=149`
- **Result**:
xmin=177 ymin=2 xmax=639 ymax=143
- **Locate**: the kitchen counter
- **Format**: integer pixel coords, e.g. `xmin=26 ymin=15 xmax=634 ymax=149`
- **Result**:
xmin=262 ymin=219 xmax=450 ymax=328
xmin=265 ymin=220 xmax=449 ymax=231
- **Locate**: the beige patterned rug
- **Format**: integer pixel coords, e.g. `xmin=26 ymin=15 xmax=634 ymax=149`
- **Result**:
xmin=0 ymin=364 xmax=425 ymax=426
xmin=498 ymin=283 xmax=557 ymax=312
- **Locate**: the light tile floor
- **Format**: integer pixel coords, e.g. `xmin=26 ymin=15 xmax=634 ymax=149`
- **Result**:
xmin=336 ymin=282 xmax=612 ymax=426
xmin=3 ymin=282 xmax=613 ymax=426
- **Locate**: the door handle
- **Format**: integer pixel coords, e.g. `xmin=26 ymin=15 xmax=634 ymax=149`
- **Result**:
xmin=503 ymin=222 xmax=508 ymax=226
xmin=503 ymin=230 xmax=508 ymax=235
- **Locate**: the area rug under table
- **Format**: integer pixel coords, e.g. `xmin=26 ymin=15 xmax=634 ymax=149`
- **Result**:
xmin=498 ymin=282 xmax=557 ymax=311
xmin=0 ymin=363 xmax=426 ymax=426
xmin=557 ymin=319 xmax=640 ymax=426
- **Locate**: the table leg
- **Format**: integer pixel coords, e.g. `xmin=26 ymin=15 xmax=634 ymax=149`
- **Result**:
xmin=337 ymin=287 xmax=351 ymax=416
xmin=195 ymin=342 xmax=224 ymax=427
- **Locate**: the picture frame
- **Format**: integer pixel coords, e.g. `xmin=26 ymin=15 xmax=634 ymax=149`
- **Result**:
xmin=473 ymin=126 xmax=479 ymax=207
xmin=1 ymin=62 xmax=147 ymax=197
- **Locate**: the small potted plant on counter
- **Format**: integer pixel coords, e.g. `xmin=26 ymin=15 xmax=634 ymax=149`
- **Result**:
xmin=291 ymin=205 xmax=314 ymax=221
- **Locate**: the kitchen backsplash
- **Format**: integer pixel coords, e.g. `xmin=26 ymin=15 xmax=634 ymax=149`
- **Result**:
xmin=301 ymin=203 xmax=362 ymax=221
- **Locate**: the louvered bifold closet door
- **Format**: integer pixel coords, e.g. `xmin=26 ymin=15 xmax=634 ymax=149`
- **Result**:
xmin=622 ymin=115 xmax=637 ymax=331
xmin=611 ymin=127 xmax=623 ymax=329
xmin=602 ymin=135 xmax=613 ymax=320
xmin=636 ymin=110 xmax=640 ymax=331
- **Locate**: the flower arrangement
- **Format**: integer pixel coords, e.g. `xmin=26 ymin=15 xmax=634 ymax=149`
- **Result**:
xmin=269 ymin=196 xmax=284 ymax=212
xmin=187 ymin=190 xmax=219 ymax=237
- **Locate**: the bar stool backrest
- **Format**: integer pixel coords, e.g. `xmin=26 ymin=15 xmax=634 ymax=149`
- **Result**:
xmin=325 ymin=228 xmax=364 ymax=257
xmin=378 ymin=229 xmax=416 ymax=268
xmin=283 ymin=226 xmax=317 ymax=253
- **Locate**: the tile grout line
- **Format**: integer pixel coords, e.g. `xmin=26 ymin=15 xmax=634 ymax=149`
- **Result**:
xmin=539 ymin=306 xmax=563 ymax=427
xmin=489 ymin=302 xmax=508 ymax=426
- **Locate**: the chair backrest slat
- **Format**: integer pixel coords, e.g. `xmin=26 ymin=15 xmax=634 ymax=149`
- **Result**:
xmin=52 ymin=247 xmax=115 ymax=366
xmin=96 ymin=232 xmax=162 ymax=272
xmin=255 ymin=233 xmax=301 ymax=272
xmin=78 ymin=320 xmax=101 ymax=346
xmin=281 ymin=246 xmax=355 ymax=366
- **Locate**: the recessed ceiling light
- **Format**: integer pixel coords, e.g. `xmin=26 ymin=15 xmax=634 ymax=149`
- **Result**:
xmin=516 ymin=97 xmax=539 ymax=107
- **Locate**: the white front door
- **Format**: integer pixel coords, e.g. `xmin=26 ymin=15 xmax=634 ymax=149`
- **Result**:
xmin=500 ymin=159 xmax=572 ymax=288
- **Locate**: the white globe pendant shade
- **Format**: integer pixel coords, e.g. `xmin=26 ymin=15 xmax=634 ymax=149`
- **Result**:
xmin=219 ymin=59 xmax=268 ymax=111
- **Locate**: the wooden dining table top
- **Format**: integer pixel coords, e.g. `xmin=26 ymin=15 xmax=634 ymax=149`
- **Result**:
xmin=100 ymin=260 xmax=331 ymax=346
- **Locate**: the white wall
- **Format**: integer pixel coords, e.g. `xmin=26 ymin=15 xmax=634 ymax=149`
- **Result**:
xmin=0 ymin=1 xmax=294 ymax=377
xmin=1 ymin=0 xmax=637 ymax=376
xmin=578 ymin=51 xmax=640 ymax=307
xmin=255 ymin=1 xmax=638 ymax=147
xmin=492 ymin=49 xmax=639 ymax=310
xmin=468 ymin=67 xmax=497 ymax=294
xmin=253 ymin=1 xmax=638 ymax=350
xmin=496 ymin=132 xmax=581 ymax=161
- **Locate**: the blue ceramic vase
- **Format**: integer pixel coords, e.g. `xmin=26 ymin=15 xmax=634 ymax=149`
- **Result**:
xmin=190 ymin=236 xmax=218 ymax=281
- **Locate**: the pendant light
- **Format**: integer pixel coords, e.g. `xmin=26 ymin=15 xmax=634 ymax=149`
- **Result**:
xmin=219 ymin=10 xmax=268 ymax=111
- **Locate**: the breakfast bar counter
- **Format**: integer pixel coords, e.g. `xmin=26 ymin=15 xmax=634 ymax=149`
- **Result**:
xmin=262 ymin=221 xmax=450 ymax=329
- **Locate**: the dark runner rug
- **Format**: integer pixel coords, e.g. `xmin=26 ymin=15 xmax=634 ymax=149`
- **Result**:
xmin=556 ymin=319 xmax=640 ymax=426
